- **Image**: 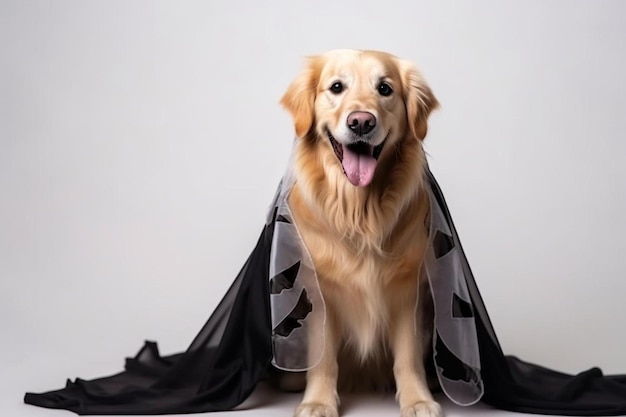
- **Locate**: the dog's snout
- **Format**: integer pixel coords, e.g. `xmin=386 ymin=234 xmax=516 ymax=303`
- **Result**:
xmin=347 ymin=111 xmax=376 ymax=136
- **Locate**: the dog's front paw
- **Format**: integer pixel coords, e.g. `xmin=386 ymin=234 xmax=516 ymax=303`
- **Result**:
xmin=295 ymin=402 xmax=339 ymax=417
xmin=401 ymin=401 xmax=443 ymax=417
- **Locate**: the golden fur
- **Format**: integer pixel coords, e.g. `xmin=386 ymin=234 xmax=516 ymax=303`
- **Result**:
xmin=280 ymin=50 xmax=441 ymax=417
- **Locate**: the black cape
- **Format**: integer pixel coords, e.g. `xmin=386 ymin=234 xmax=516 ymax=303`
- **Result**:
xmin=24 ymin=168 xmax=626 ymax=415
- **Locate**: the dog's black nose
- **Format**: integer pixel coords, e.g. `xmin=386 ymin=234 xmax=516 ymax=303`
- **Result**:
xmin=347 ymin=111 xmax=376 ymax=136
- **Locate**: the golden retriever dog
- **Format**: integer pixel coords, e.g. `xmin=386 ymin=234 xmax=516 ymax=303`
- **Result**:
xmin=280 ymin=49 xmax=441 ymax=417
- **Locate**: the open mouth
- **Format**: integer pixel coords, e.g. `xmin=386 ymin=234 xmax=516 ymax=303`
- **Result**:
xmin=326 ymin=128 xmax=389 ymax=187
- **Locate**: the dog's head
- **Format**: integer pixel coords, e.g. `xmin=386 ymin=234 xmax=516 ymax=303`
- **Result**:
xmin=281 ymin=49 xmax=438 ymax=187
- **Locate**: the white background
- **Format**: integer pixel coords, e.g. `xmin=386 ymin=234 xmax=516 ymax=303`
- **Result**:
xmin=1 ymin=1 xmax=625 ymax=416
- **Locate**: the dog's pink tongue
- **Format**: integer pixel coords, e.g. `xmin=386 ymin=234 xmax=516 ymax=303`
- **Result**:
xmin=341 ymin=145 xmax=377 ymax=187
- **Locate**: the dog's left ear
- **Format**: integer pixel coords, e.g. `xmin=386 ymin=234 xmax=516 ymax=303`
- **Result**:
xmin=400 ymin=60 xmax=439 ymax=140
xmin=280 ymin=56 xmax=323 ymax=139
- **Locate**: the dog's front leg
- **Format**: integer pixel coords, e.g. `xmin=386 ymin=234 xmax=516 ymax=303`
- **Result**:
xmin=390 ymin=299 xmax=442 ymax=417
xmin=294 ymin=305 xmax=340 ymax=417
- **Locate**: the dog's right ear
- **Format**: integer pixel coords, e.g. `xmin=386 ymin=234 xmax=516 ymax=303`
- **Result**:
xmin=280 ymin=56 xmax=323 ymax=138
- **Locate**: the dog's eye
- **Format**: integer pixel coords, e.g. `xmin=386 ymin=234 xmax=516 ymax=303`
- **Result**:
xmin=329 ymin=82 xmax=344 ymax=94
xmin=378 ymin=82 xmax=393 ymax=96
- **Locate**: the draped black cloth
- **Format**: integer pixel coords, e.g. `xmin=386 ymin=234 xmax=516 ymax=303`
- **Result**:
xmin=24 ymin=169 xmax=626 ymax=415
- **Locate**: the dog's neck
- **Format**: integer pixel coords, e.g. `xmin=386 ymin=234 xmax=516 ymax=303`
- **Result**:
xmin=290 ymin=137 xmax=427 ymax=255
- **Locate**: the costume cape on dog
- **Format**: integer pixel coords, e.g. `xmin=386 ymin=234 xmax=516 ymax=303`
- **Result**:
xmin=24 ymin=162 xmax=626 ymax=416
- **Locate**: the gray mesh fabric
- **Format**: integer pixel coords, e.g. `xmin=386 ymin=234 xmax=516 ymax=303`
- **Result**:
xmin=267 ymin=170 xmax=325 ymax=371
xmin=424 ymin=186 xmax=483 ymax=405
